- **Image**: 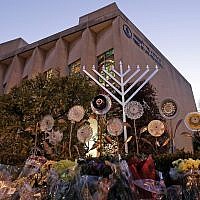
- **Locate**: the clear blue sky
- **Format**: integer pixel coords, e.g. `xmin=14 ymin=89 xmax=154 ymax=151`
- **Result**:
xmin=0 ymin=0 xmax=199 ymax=109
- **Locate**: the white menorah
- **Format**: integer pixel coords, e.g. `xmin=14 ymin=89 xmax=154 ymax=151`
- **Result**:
xmin=83 ymin=61 xmax=158 ymax=153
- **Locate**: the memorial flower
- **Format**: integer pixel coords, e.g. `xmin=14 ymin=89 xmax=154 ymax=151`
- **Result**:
xmin=148 ymin=120 xmax=165 ymax=137
xmin=172 ymin=158 xmax=200 ymax=173
xmin=77 ymin=125 xmax=93 ymax=143
xmin=124 ymin=101 xmax=144 ymax=120
xmin=184 ymin=112 xmax=200 ymax=131
xmin=68 ymin=105 xmax=85 ymax=122
xmin=40 ymin=115 xmax=54 ymax=132
xmin=107 ymin=118 xmax=123 ymax=136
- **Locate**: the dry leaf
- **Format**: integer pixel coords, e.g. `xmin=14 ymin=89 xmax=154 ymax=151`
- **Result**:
xmin=155 ymin=140 xmax=160 ymax=147
xmin=140 ymin=126 xmax=147 ymax=134
xmin=25 ymin=126 xmax=34 ymax=132
xmin=123 ymin=122 xmax=132 ymax=128
xmin=124 ymin=136 xmax=133 ymax=144
xmin=89 ymin=140 xmax=100 ymax=151
xmin=58 ymin=119 xmax=66 ymax=124
xmin=162 ymin=138 xmax=170 ymax=146
xmin=105 ymin=135 xmax=113 ymax=144
xmin=173 ymin=119 xmax=183 ymax=138
xmin=140 ymin=138 xmax=154 ymax=148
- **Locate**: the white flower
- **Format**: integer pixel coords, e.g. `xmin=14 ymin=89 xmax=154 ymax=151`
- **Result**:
xmin=124 ymin=101 xmax=144 ymax=120
xmin=107 ymin=118 xmax=123 ymax=136
xmin=77 ymin=125 xmax=93 ymax=143
xmin=40 ymin=115 xmax=54 ymax=132
xmin=68 ymin=105 xmax=85 ymax=122
xmin=184 ymin=112 xmax=200 ymax=131
xmin=148 ymin=120 xmax=165 ymax=137
xmin=159 ymin=98 xmax=178 ymax=119
xmin=46 ymin=130 xmax=63 ymax=145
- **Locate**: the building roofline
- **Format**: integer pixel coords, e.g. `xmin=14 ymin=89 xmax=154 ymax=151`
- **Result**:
xmin=118 ymin=12 xmax=191 ymax=85
xmin=0 ymin=4 xmax=120 ymax=61
xmin=0 ymin=37 xmax=28 ymax=46
xmin=0 ymin=3 xmax=191 ymax=86
xmin=79 ymin=2 xmax=119 ymax=24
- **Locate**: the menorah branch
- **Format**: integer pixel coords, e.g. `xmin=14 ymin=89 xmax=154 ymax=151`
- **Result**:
xmin=83 ymin=62 xmax=159 ymax=154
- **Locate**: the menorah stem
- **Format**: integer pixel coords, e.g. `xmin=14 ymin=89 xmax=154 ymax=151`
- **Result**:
xmin=122 ymin=104 xmax=128 ymax=153
xmin=120 ymin=62 xmax=128 ymax=154
xmin=83 ymin=64 xmax=158 ymax=156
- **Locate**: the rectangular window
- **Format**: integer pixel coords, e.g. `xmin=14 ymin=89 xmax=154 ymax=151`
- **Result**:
xmin=68 ymin=59 xmax=81 ymax=74
xmin=45 ymin=69 xmax=53 ymax=79
xmin=97 ymin=49 xmax=114 ymax=86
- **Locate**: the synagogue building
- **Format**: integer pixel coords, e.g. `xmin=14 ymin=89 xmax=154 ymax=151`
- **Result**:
xmin=0 ymin=3 xmax=196 ymax=151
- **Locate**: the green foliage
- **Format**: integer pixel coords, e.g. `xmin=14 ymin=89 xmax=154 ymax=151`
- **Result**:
xmin=0 ymin=131 xmax=33 ymax=166
xmin=0 ymin=73 xmax=98 ymax=165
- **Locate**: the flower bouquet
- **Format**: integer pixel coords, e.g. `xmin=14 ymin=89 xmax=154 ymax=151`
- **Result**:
xmin=170 ymin=158 xmax=200 ymax=199
xmin=173 ymin=158 xmax=200 ymax=172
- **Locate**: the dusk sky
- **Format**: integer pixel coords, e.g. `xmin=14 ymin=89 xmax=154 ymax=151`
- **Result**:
xmin=0 ymin=0 xmax=199 ymax=109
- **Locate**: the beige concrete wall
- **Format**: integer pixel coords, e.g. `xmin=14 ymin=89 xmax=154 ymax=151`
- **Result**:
xmin=81 ymin=28 xmax=96 ymax=68
xmin=96 ymin=25 xmax=112 ymax=56
xmin=0 ymin=38 xmax=27 ymax=57
xmin=0 ymin=63 xmax=7 ymax=93
xmin=118 ymin=17 xmax=196 ymax=152
xmin=44 ymin=38 xmax=68 ymax=76
xmin=4 ymin=56 xmax=25 ymax=92
xmin=68 ymin=37 xmax=81 ymax=65
xmin=22 ymin=47 xmax=45 ymax=79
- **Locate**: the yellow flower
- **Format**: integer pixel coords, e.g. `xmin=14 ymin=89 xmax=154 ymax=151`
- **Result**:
xmin=184 ymin=112 xmax=200 ymax=131
xmin=172 ymin=159 xmax=183 ymax=167
xmin=174 ymin=158 xmax=200 ymax=173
